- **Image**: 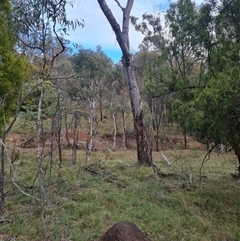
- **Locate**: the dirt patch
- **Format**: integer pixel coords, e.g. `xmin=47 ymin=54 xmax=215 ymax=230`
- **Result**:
xmin=5 ymin=131 xmax=203 ymax=151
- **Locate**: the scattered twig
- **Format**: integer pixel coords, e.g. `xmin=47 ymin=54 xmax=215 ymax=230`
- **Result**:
xmin=84 ymin=166 xmax=102 ymax=176
xmin=83 ymin=164 xmax=126 ymax=188
xmin=161 ymin=152 xmax=171 ymax=166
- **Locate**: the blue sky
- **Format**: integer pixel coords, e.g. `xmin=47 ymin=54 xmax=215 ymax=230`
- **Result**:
xmin=66 ymin=0 xmax=202 ymax=63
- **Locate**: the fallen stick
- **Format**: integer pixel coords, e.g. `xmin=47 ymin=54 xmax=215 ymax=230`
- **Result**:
xmin=161 ymin=152 xmax=171 ymax=166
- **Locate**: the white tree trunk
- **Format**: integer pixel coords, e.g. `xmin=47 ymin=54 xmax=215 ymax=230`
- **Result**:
xmin=122 ymin=111 xmax=127 ymax=150
xmin=36 ymin=80 xmax=46 ymax=201
xmin=97 ymin=0 xmax=152 ymax=165
xmin=86 ymin=97 xmax=95 ymax=164
xmin=112 ymin=113 xmax=117 ymax=151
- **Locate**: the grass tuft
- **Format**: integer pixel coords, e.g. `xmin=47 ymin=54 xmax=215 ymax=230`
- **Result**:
xmin=1 ymin=149 xmax=240 ymax=240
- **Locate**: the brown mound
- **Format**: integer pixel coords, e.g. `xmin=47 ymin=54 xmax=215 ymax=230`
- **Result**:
xmin=98 ymin=221 xmax=151 ymax=241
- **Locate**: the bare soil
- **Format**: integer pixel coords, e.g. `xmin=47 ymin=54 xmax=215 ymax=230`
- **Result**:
xmin=6 ymin=131 xmax=204 ymax=151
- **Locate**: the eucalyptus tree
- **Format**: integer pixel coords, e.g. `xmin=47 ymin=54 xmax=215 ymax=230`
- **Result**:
xmin=97 ymin=0 xmax=152 ymax=166
xmin=106 ymin=63 xmax=130 ymax=150
xmin=160 ymin=0 xmax=200 ymax=148
xmin=50 ymin=56 xmax=75 ymax=165
xmin=71 ymin=46 xmax=112 ymax=163
xmin=143 ymin=55 xmax=172 ymax=151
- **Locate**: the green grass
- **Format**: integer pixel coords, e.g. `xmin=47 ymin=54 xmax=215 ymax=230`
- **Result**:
xmin=1 ymin=149 xmax=240 ymax=241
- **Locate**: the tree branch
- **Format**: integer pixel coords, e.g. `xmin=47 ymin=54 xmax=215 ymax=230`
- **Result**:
xmin=114 ymin=0 xmax=124 ymax=11
xmin=199 ymin=144 xmax=218 ymax=183
xmin=97 ymin=0 xmax=132 ymax=64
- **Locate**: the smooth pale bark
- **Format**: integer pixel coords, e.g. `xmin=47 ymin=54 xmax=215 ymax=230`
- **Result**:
xmin=86 ymin=99 xmax=95 ymax=164
xmin=97 ymin=0 xmax=152 ymax=165
xmin=112 ymin=113 xmax=117 ymax=151
xmin=122 ymin=111 xmax=127 ymax=150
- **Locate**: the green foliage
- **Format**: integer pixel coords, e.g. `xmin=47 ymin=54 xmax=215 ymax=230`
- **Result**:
xmin=11 ymin=0 xmax=83 ymax=53
xmin=70 ymin=46 xmax=112 ymax=102
xmin=71 ymin=46 xmax=112 ymax=79
xmin=135 ymin=0 xmax=240 ymax=151
xmin=19 ymin=80 xmax=58 ymax=122
xmin=193 ymin=67 xmax=240 ymax=145
xmin=143 ymin=55 xmax=170 ymax=97
xmin=188 ymin=0 xmax=240 ymax=146
xmin=0 ymin=0 xmax=30 ymax=133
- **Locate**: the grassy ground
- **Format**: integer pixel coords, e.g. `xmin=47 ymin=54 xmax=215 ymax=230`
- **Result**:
xmin=1 ymin=148 xmax=240 ymax=241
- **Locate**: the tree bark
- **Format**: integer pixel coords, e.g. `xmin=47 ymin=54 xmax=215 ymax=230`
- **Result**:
xmin=0 ymin=134 xmax=6 ymax=214
xmin=122 ymin=111 xmax=127 ymax=150
xmin=112 ymin=113 xmax=117 ymax=151
xmin=232 ymin=144 xmax=240 ymax=174
xmin=97 ymin=0 xmax=152 ymax=166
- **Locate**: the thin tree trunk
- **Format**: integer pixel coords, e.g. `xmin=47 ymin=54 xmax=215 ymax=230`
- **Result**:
xmin=184 ymin=133 xmax=187 ymax=149
xmin=112 ymin=113 xmax=117 ymax=151
xmin=72 ymin=111 xmax=79 ymax=165
xmin=57 ymin=121 xmax=63 ymax=168
xmin=99 ymin=94 xmax=103 ymax=122
xmin=36 ymin=80 xmax=47 ymax=202
xmin=86 ymin=98 xmax=95 ymax=165
xmin=232 ymin=144 xmax=240 ymax=174
xmin=65 ymin=114 xmax=71 ymax=148
xmin=72 ymin=129 xmax=78 ymax=165
xmin=150 ymin=98 xmax=155 ymax=152
xmin=0 ymin=133 xmax=6 ymax=214
xmin=56 ymin=94 xmax=63 ymax=168
xmin=122 ymin=111 xmax=127 ymax=150
xmin=50 ymin=119 xmax=54 ymax=171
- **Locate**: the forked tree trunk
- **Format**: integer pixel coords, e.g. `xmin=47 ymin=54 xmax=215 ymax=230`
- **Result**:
xmin=97 ymin=0 xmax=152 ymax=166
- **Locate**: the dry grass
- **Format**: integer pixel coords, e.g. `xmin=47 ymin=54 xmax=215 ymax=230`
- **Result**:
xmin=1 ymin=145 xmax=240 ymax=241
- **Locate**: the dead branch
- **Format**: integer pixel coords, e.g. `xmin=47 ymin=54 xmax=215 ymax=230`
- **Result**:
xmin=84 ymin=166 xmax=102 ymax=176
xmin=161 ymin=152 xmax=171 ymax=166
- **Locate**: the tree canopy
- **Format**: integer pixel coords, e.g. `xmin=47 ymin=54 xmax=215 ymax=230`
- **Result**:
xmin=132 ymin=0 xmax=240 ymax=169
xmin=0 ymin=0 xmax=30 ymax=133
